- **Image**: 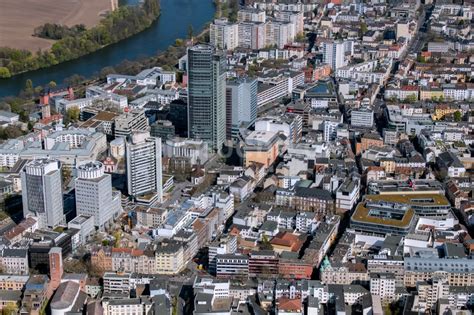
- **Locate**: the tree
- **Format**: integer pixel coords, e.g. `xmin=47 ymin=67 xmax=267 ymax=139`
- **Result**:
xmin=113 ymin=230 xmax=122 ymax=247
xmin=25 ymin=79 xmax=33 ymax=91
xmin=3 ymin=126 xmax=23 ymax=139
xmin=64 ymin=74 xmax=85 ymax=86
xmin=0 ymin=102 xmax=11 ymax=111
xmin=2 ymin=302 xmax=18 ymax=315
xmin=403 ymin=94 xmax=417 ymax=103
xmin=0 ymin=67 xmax=11 ymax=78
xmin=62 ymin=167 xmax=72 ymax=188
xmin=23 ymin=79 xmax=34 ymax=98
xmin=143 ymin=0 xmax=160 ymax=17
xmin=260 ymin=234 xmax=273 ymax=250
xmin=453 ymin=111 xmax=462 ymax=122
xmin=48 ymin=81 xmax=57 ymax=88
xmin=34 ymin=85 xmax=43 ymax=94
xmin=360 ymin=22 xmax=368 ymax=35
xmin=1 ymin=1 xmax=161 ymax=77
xmin=228 ymin=0 xmax=239 ymax=22
xmin=99 ymin=66 xmax=116 ymax=79
xmin=295 ymin=33 xmax=306 ymax=42
xmin=66 ymin=107 xmax=80 ymax=123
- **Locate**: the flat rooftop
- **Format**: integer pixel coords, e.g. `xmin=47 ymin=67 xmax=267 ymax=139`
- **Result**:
xmin=365 ymin=193 xmax=450 ymax=206
xmin=352 ymin=202 xmax=415 ymax=228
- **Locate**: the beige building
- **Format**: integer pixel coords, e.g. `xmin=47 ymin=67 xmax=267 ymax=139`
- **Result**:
xmin=320 ymin=263 xmax=369 ymax=285
xmin=155 ymin=241 xmax=185 ymax=275
xmin=379 ymin=158 xmax=396 ymax=174
xmin=244 ymin=131 xmax=280 ymax=169
xmin=135 ymin=206 xmax=168 ymax=228
xmin=0 ymin=275 xmax=29 ymax=291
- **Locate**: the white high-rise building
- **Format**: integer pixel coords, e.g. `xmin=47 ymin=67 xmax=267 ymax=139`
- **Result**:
xmin=75 ymin=161 xmax=121 ymax=229
xmin=275 ymin=11 xmax=304 ymax=35
xmin=238 ymin=8 xmax=266 ymax=23
xmin=210 ymin=19 xmax=239 ymax=50
xmin=266 ymin=21 xmax=295 ymax=49
xmin=238 ymin=22 xmax=266 ymax=49
xmin=323 ymin=41 xmax=349 ymax=70
xmin=126 ymin=132 xmax=163 ymax=203
xmin=21 ymin=159 xmax=64 ymax=228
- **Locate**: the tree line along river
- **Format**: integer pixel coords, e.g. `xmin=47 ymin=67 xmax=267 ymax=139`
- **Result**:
xmin=0 ymin=0 xmax=215 ymax=98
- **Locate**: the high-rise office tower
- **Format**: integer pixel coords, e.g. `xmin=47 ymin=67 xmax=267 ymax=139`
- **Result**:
xmin=226 ymin=77 xmax=258 ymax=140
xmin=75 ymin=161 xmax=120 ymax=229
xmin=187 ymin=44 xmax=226 ymax=151
xmin=21 ymin=159 xmax=64 ymax=228
xmin=126 ymin=131 xmax=163 ymax=203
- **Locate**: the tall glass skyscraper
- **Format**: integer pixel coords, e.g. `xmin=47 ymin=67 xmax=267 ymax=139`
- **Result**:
xmin=187 ymin=44 xmax=226 ymax=151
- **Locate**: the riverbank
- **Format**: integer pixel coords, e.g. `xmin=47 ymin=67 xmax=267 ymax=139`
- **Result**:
xmin=0 ymin=24 xmax=211 ymax=128
xmin=0 ymin=0 xmax=215 ymax=98
xmin=0 ymin=0 xmax=161 ymax=78
xmin=0 ymin=0 xmax=115 ymax=52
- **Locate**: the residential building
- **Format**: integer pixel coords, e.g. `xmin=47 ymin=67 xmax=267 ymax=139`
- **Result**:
xmin=276 ymin=186 xmax=334 ymax=213
xmin=155 ymin=241 xmax=186 ymax=275
xmin=323 ymin=41 xmax=349 ymax=70
xmin=126 ymin=132 xmax=163 ymax=203
xmin=370 ymin=273 xmax=397 ymax=305
xmin=102 ymin=298 xmax=153 ymax=315
xmin=210 ymin=19 xmax=239 ymax=50
xmin=0 ymin=275 xmax=29 ymax=291
xmin=238 ymin=8 xmax=266 ymax=23
xmin=238 ymin=22 xmax=267 ymax=49
xmin=103 ymin=272 xmax=131 ymax=294
xmin=437 ymin=151 xmax=466 ymax=178
xmin=0 ymin=249 xmax=29 ymax=275
xmin=336 ymin=178 xmax=360 ymax=213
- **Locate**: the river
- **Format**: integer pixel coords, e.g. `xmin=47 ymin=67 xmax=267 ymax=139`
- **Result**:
xmin=0 ymin=0 xmax=215 ymax=98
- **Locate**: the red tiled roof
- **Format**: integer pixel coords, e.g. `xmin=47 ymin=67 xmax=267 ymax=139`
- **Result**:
xmin=278 ymin=298 xmax=302 ymax=312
